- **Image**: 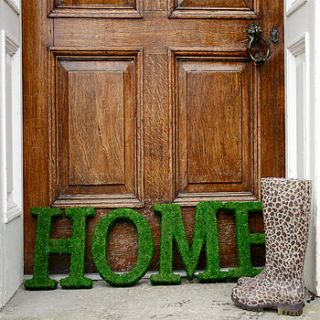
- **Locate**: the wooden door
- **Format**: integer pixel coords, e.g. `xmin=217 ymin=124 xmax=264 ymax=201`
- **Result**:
xmin=23 ymin=0 xmax=284 ymax=274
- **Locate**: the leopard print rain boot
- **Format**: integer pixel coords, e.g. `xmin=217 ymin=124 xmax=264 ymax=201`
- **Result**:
xmin=231 ymin=178 xmax=312 ymax=316
xmin=236 ymin=272 xmax=264 ymax=287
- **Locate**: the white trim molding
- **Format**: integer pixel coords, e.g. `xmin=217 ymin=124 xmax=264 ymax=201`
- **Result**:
xmin=286 ymin=32 xmax=311 ymax=179
xmin=285 ymin=0 xmax=320 ymax=295
xmin=286 ymin=0 xmax=308 ymax=16
xmin=4 ymin=0 xmax=20 ymax=15
xmin=312 ymin=0 xmax=320 ymax=296
xmin=0 ymin=0 xmax=24 ymax=309
xmin=0 ymin=30 xmax=22 ymax=224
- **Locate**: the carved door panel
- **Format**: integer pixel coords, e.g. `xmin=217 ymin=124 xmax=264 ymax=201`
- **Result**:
xmin=23 ymin=0 xmax=284 ymax=273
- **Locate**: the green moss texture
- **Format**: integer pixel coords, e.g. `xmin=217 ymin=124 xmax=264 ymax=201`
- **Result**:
xmin=92 ymin=208 xmax=154 ymax=287
xmin=150 ymin=202 xmax=264 ymax=285
xmin=25 ymin=202 xmax=264 ymax=289
xmin=24 ymin=207 xmax=95 ymax=290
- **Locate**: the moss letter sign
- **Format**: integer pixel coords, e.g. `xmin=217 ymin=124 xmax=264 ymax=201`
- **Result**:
xmin=25 ymin=202 xmax=264 ymax=290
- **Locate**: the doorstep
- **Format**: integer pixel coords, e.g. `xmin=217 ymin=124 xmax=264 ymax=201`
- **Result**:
xmin=0 ymin=281 xmax=319 ymax=320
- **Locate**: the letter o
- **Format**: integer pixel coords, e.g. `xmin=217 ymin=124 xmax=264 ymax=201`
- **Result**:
xmin=92 ymin=208 xmax=154 ymax=287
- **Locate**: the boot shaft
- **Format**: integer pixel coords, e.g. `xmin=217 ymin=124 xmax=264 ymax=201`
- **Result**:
xmin=261 ymin=178 xmax=312 ymax=279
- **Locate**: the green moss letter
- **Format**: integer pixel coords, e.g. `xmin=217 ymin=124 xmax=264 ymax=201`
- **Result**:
xmin=150 ymin=202 xmax=264 ymax=285
xmin=24 ymin=207 xmax=95 ymax=290
xmin=150 ymin=202 xmax=222 ymax=285
xmin=92 ymin=209 xmax=154 ymax=287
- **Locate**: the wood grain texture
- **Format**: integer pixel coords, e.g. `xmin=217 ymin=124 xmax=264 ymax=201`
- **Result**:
xmin=53 ymin=15 xmax=251 ymax=52
xmin=57 ymin=0 xmax=135 ymax=6
xmin=186 ymin=70 xmax=243 ymax=183
xmin=23 ymin=0 xmax=53 ymax=273
xmin=176 ymin=0 xmax=253 ymax=9
xmin=259 ymin=0 xmax=285 ymax=180
xmin=23 ymin=0 xmax=284 ymax=273
xmin=145 ymin=0 xmax=166 ymax=11
xmin=172 ymin=53 xmax=258 ymax=205
xmin=143 ymin=54 xmax=171 ymax=202
xmin=63 ymin=61 xmax=126 ymax=186
xmin=168 ymin=0 xmax=258 ymax=18
xmin=50 ymin=51 xmax=143 ymax=208
xmin=50 ymin=0 xmax=142 ymax=17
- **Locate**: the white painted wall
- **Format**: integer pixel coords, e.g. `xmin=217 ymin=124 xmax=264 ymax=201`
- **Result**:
xmin=284 ymin=0 xmax=320 ymax=295
xmin=0 ymin=0 xmax=23 ymax=309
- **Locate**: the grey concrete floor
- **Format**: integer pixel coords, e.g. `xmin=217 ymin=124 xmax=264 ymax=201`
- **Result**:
xmin=0 ymin=280 xmax=319 ymax=320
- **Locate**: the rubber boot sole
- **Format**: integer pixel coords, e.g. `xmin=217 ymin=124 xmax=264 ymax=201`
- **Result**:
xmin=231 ymin=293 xmax=304 ymax=316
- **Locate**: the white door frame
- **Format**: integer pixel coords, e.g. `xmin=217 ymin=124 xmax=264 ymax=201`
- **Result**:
xmin=0 ymin=0 xmax=23 ymax=309
xmin=284 ymin=0 xmax=320 ymax=295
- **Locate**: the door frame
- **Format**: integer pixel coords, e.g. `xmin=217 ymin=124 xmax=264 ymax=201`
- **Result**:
xmin=284 ymin=0 xmax=320 ymax=295
xmin=1 ymin=0 xmax=320 ymax=309
xmin=0 ymin=0 xmax=23 ymax=309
